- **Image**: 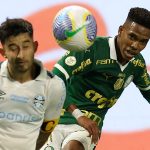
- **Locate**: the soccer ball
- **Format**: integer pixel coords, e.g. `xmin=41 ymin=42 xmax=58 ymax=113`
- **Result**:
xmin=53 ymin=5 xmax=97 ymax=51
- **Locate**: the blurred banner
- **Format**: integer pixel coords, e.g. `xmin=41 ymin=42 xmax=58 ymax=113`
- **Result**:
xmin=0 ymin=1 xmax=150 ymax=150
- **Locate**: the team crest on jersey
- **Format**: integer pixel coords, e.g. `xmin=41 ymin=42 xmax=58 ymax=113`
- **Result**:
xmin=114 ymin=73 xmax=125 ymax=90
xmin=114 ymin=78 xmax=124 ymax=90
xmin=65 ymin=56 xmax=76 ymax=66
xmin=123 ymin=75 xmax=134 ymax=88
xmin=33 ymin=95 xmax=45 ymax=110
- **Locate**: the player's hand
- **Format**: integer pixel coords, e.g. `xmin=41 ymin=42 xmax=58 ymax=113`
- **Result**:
xmin=77 ymin=116 xmax=100 ymax=144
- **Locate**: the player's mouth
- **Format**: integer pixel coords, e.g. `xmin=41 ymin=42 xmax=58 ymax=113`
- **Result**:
xmin=124 ymin=50 xmax=137 ymax=59
xmin=16 ymin=60 xmax=26 ymax=66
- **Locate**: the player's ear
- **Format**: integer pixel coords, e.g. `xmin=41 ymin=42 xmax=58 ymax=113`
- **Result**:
xmin=0 ymin=48 xmax=6 ymax=58
xmin=34 ymin=41 xmax=38 ymax=53
xmin=118 ymin=25 xmax=123 ymax=36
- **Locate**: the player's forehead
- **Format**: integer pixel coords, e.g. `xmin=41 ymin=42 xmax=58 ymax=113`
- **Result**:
xmin=4 ymin=33 xmax=33 ymax=45
xmin=123 ymin=21 xmax=150 ymax=39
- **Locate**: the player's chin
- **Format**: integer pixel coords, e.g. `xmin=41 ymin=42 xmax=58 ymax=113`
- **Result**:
xmin=17 ymin=66 xmax=28 ymax=72
xmin=124 ymin=52 xmax=135 ymax=61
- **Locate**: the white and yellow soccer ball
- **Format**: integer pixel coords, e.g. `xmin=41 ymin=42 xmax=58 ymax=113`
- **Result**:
xmin=53 ymin=5 xmax=97 ymax=51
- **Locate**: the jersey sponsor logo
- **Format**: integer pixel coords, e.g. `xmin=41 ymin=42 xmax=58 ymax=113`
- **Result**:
xmin=96 ymin=59 xmax=115 ymax=65
xmin=81 ymin=110 xmax=102 ymax=125
xmin=123 ymin=75 xmax=134 ymax=88
xmin=131 ymin=59 xmax=145 ymax=68
xmin=61 ymin=109 xmax=102 ymax=125
xmin=34 ymin=95 xmax=45 ymax=111
xmin=10 ymin=95 xmax=29 ymax=103
xmin=72 ymin=58 xmax=92 ymax=74
xmin=0 ymin=111 xmax=41 ymax=122
xmin=141 ymin=69 xmax=150 ymax=85
xmin=65 ymin=56 xmax=76 ymax=66
xmin=85 ymin=89 xmax=117 ymax=109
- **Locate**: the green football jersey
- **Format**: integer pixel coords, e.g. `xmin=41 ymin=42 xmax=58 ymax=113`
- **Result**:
xmin=53 ymin=36 xmax=150 ymax=130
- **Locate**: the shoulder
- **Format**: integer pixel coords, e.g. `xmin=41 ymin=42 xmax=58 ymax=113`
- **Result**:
xmin=130 ymin=53 xmax=147 ymax=77
xmin=94 ymin=36 xmax=110 ymax=44
xmin=131 ymin=53 xmax=146 ymax=68
xmin=46 ymin=71 xmax=55 ymax=78
xmin=45 ymin=74 xmax=66 ymax=102
xmin=91 ymin=36 xmax=110 ymax=51
xmin=48 ymin=75 xmax=66 ymax=91
xmin=134 ymin=53 xmax=145 ymax=61
xmin=89 ymin=36 xmax=110 ymax=58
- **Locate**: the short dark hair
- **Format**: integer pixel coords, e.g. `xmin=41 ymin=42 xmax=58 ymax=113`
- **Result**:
xmin=0 ymin=18 xmax=33 ymax=44
xmin=126 ymin=7 xmax=150 ymax=29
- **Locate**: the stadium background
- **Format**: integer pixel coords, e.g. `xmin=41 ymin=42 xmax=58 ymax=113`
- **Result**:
xmin=0 ymin=1 xmax=150 ymax=150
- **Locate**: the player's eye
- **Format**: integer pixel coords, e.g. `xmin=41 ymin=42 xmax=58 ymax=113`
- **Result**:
xmin=128 ymin=33 xmax=137 ymax=41
xmin=9 ymin=45 xmax=18 ymax=51
xmin=22 ymin=45 xmax=30 ymax=49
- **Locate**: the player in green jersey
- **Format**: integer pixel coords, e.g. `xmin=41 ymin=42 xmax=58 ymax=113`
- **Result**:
xmin=41 ymin=7 xmax=150 ymax=150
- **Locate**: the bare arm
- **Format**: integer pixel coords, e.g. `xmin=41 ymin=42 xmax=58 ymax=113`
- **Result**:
xmin=36 ymin=131 xmax=51 ymax=150
xmin=67 ymin=104 xmax=78 ymax=112
xmin=36 ymin=119 xmax=59 ymax=150
xmin=67 ymin=104 xmax=100 ymax=144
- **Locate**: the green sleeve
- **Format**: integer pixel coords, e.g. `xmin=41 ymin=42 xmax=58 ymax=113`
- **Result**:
xmin=133 ymin=57 xmax=150 ymax=103
xmin=52 ymin=49 xmax=94 ymax=83
xmin=136 ymin=68 xmax=150 ymax=103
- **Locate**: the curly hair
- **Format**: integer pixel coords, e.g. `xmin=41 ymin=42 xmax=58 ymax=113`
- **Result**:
xmin=127 ymin=7 xmax=150 ymax=29
xmin=0 ymin=18 xmax=33 ymax=44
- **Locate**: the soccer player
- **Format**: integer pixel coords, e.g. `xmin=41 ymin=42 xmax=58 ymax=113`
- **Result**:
xmin=41 ymin=7 xmax=150 ymax=150
xmin=0 ymin=18 xmax=66 ymax=150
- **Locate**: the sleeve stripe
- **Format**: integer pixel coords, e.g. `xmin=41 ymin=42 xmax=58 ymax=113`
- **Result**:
xmin=54 ymin=63 xmax=70 ymax=80
xmin=137 ymin=85 xmax=150 ymax=91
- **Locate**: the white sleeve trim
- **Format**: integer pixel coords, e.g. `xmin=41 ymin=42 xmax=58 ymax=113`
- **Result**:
xmin=54 ymin=63 xmax=70 ymax=80
xmin=137 ymin=85 xmax=150 ymax=91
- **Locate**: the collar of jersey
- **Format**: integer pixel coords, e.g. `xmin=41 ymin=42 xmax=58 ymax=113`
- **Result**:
xmin=0 ymin=59 xmax=48 ymax=81
xmin=108 ymin=37 xmax=135 ymax=62
xmin=108 ymin=37 xmax=117 ymax=60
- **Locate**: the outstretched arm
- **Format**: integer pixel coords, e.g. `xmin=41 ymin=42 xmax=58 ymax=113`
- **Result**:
xmin=67 ymin=104 xmax=100 ymax=144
